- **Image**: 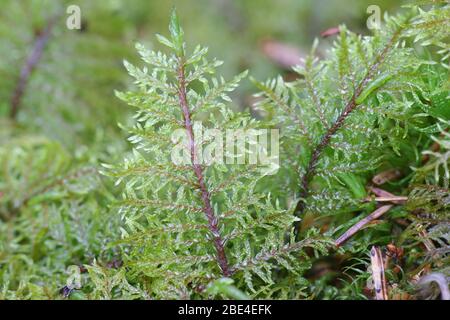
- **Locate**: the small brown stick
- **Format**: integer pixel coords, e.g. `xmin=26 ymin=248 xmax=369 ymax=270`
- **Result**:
xmin=367 ymin=187 xmax=407 ymax=204
xmin=364 ymin=195 xmax=407 ymax=204
xmin=372 ymin=196 xmax=408 ymax=203
xmin=335 ymin=205 xmax=393 ymax=247
xmin=369 ymin=187 xmax=401 ymax=198
xmin=370 ymin=246 xmax=389 ymax=300
xmin=10 ymin=16 xmax=57 ymax=119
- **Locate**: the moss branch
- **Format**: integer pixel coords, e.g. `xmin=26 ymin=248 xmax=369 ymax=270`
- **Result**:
xmin=294 ymin=27 xmax=404 ymax=232
xmin=176 ymin=56 xmax=231 ymax=277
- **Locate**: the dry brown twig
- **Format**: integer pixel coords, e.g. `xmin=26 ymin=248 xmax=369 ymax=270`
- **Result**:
xmin=366 ymin=187 xmax=408 ymax=205
xmin=335 ymin=179 xmax=411 ymax=246
xmin=335 ymin=205 xmax=393 ymax=247
xmin=370 ymin=246 xmax=389 ymax=300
